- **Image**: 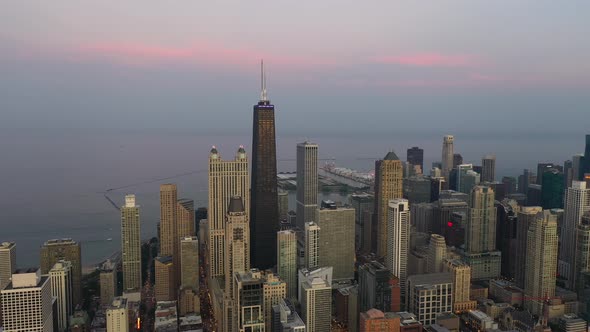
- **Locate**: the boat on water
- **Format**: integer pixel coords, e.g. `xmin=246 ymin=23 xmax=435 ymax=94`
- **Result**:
xmin=106 ymin=238 xmax=113 ymax=241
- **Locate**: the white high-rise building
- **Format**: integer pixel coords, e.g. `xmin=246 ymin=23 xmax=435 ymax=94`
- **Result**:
xmin=296 ymin=142 xmax=318 ymax=230
xmin=300 ymin=272 xmax=332 ymax=332
xmin=106 ymin=297 xmax=129 ymax=332
xmin=277 ymin=229 xmax=298 ymax=299
xmin=50 ymin=261 xmax=73 ymax=332
xmin=441 ymin=135 xmax=455 ymax=181
xmin=1 ymin=269 xmax=54 ymax=332
xmin=562 ymin=181 xmax=590 ymax=288
xmin=386 ymin=199 xmax=410 ymax=299
xmin=0 ymin=242 xmax=16 ymax=290
xmin=304 ymin=222 xmax=320 ymax=270
xmin=121 ymin=194 xmax=142 ymax=292
xmin=208 ymin=145 xmax=249 ymax=278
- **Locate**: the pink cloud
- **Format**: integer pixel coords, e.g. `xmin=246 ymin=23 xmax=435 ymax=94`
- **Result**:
xmin=73 ymin=41 xmax=337 ymax=70
xmin=371 ymin=53 xmax=477 ymax=67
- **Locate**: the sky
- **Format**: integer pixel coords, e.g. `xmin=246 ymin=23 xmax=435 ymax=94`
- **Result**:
xmin=1 ymin=1 xmax=589 ymax=135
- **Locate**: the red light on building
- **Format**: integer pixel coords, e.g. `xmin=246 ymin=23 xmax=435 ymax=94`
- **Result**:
xmin=447 ymin=221 xmax=453 ymax=227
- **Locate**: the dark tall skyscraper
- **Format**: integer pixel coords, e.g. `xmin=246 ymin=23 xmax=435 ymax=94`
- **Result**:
xmin=250 ymin=61 xmax=278 ymax=269
xmin=582 ymin=134 xmax=590 ymax=180
xmin=453 ymin=153 xmax=463 ymax=168
xmin=541 ymin=169 xmax=564 ymax=209
xmin=406 ymin=147 xmax=424 ymax=173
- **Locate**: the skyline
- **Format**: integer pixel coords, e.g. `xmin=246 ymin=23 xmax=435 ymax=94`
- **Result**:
xmin=1 ymin=1 xmax=590 ymax=134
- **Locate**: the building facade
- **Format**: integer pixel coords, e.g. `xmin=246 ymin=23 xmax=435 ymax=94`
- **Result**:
xmin=407 ymin=147 xmax=424 ymax=174
xmin=441 ymin=135 xmax=454 ymax=182
xmin=296 ymin=141 xmax=318 ymax=230
xmin=1 ymin=269 xmax=53 ymax=332
xmin=481 ymin=155 xmax=496 ymax=183
xmin=427 ymin=234 xmax=447 ymax=273
xmin=359 ymin=261 xmax=397 ymax=312
xmin=562 ymin=181 xmax=590 ymax=287
xmin=49 ymin=261 xmax=73 ymax=332
xmin=277 ymin=229 xmax=297 ymax=299
xmin=154 ymin=256 xmax=175 ymax=302
xmin=106 ymin=297 xmax=129 ymax=332
xmin=317 ymin=203 xmax=356 ymax=280
xmin=406 ymin=273 xmax=453 ymax=326
xmin=40 ymin=238 xmax=82 ymax=305
xmin=386 ymin=199 xmax=410 ymax=301
xmin=524 ymin=211 xmax=558 ymax=316
xmin=180 ymin=236 xmax=199 ymax=290
xmin=121 ymin=194 xmax=142 ymax=292
xmin=374 ymin=151 xmax=403 ymax=257
xmin=224 ymin=196 xmax=250 ymax=298
xmin=208 ymin=146 xmax=249 ymax=278
xmin=100 ymin=268 xmax=116 ymax=306
xmin=250 ymin=65 xmax=279 ymax=269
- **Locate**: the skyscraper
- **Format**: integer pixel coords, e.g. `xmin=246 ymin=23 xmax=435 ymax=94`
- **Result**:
xmin=317 ymin=202 xmax=356 ymax=280
xmin=304 ymin=222 xmax=320 ymax=270
xmin=233 ymin=270 xmax=266 ymax=332
xmin=443 ymin=259 xmax=476 ymax=312
xmin=250 ymin=61 xmax=279 ymax=269
xmin=224 ymin=196 xmax=250 ymax=298
xmin=542 ymin=169 xmax=565 ymax=209
xmin=180 ymin=237 xmax=199 ymax=290
xmin=453 ymin=153 xmax=463 ymax=169
xmin=175 ymin=198 xmax=195 ymax=288
xmin=465 ymin=186 xmax=497 ymax=253
xmin=296 ymin=141 xmax=318 ymax=230
xmin=462 ymin=186 xmax=501 ymax=280
xmin=374 ymin=151 xmax=403 ymax=257
xmin=159 ymin=184 xmax=180 ymax=295
xmin=106 ymin=297 xmax=129 ymax=332
xmin=121 ymin=194 xmax=141 ymax=292
xmin=386 ymin=198 xmax=410 ymax=301
xmin=262 ymin=272 xmax=287 ymax=331
xmin=524 ymin=211 xmax=558 ymax=316
xmin=427 ymin=234 xmax=447 ymax=273
xmin=49 ymin=261 xmax=73 ymax=332
xmin=277 ymin=229 xmax=297 ymax=299
xmin=407 ymin=147 xmax=424 ymax=173
xmin=406 ymin=273 xmax=453 ymax=326
xmin=441 ymin=135 xmax=454 ymax=181
xmin=583 ymin=135 xmax=590 ymax=179
xmin=351 ymin=193 xmax=374 ymax=253
xmin=481 ymin=155 xmax=496 ymax=183
xmin=515 ymin=206 xmax=543 ymax=289
xmin=359 ymin=261 xmax=397 ymax=312
xmin=208 ymin=146 xmax=249 ymax=278
xmin=575 ymin=212 xmax=590 ymax=291
xmin=0 ymin=242 xmax=16 ymax=291
xmin=300 ymin=272 xmax=332 ymax=332
xmin=159 ymin=184 xmax=177 ymax=257
xmin=457 ymin=164 xmax=480 ymax=194
xmin=0 ymin=269 xmax=53 ymax=332
xmin=562 ymin=181 xmax=590 ymax=288
xmin=154 ymin=256 xmax=175 ymax=302
xmin=40 ymin=238 xmax=82 ymax=305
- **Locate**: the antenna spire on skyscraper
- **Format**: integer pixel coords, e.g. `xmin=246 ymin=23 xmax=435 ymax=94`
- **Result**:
xmin=260 ymin=59 xmax=268 ymax=102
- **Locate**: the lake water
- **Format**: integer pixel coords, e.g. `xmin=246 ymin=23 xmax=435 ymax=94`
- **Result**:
xmin=0 ymin=127 xmax=586 ymax=267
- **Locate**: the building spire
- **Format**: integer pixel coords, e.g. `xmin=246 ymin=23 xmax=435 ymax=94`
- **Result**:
xmin=260 ymin=59 xmax=268 ymax=102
